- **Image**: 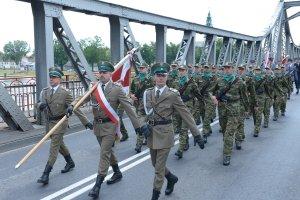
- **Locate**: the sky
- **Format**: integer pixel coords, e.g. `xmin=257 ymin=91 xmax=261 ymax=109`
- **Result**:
xmin=0 ymin=0 xmax=300 ymax=52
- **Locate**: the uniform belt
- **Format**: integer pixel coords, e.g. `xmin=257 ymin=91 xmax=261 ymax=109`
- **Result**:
xmin=94 ymin=117 xmax=111 ymax=123
xmin=148 ymin=119 xmax=172 ymax=126
xmin=49 ymin=114 xmax=65 ymax=121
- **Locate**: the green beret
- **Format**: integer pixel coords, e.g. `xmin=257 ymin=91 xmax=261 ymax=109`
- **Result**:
xmin=98 ymin=61 xmax=114 ymax=72
xmin=151 ymin=63 xmax=170 ymax=74
xmin=49 ymin=67 xmax=64 ymax=78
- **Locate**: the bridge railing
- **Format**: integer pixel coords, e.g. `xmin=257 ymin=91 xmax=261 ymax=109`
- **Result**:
xmin=0 ymin=76 xmax=88 ymax=124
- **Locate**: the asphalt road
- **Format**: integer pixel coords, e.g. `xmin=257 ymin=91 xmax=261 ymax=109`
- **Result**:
xmin=1 ymin=94 xmax=300 ymax=200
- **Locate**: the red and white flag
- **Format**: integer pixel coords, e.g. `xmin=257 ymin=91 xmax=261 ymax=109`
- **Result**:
xmin=111 ymin=55 xmax=133 ymax=95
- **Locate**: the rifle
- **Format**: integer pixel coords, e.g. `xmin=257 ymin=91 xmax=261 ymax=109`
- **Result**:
xmin=216 ymin=77 xmax=239 ymax=102
xmin=179 ymin=78 xmax=193 ymax=95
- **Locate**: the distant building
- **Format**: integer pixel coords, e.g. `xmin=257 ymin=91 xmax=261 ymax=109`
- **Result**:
xmin=0 ymin=61 xmax=18 ymax=69
xmin=20 ymin=56 xmax=35 ymax=70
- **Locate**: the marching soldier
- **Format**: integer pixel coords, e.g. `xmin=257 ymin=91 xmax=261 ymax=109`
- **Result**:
xmin=211 ymin=62 xmax=249 ymax=166
xmin=197 ymin=64 xmax=217 ymax=143
xmin=173 ymin=65 xmax=198 ymax=159
xmin=37 ymin=67 xmax=93 ymax=185
xmin=252 ymin=66 xmax=267 ymax=137
xmin=130 ymin=62 xmax=154 ymax=153
xmin=143 ymin=63 xmax=205 ymax=200
xmin=273 ymin=66 xmax=284 ymax=121
xmin=263 ymin=66 xmax=275 ymax=128
xmin=73 ymin=62 xmax=150 ymax=199
xmin=192 ymin=64 xmax=203 ymax=125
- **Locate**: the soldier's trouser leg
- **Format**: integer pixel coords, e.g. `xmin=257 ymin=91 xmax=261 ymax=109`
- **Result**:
xmin=97 ymin=135 xmax=118 ymax=177
xmin=193 ymin=101 xmax=201 ymax=125
xmin=218 ymin=104 xmax=227 ymax=133
xmin=136 ymin=116 xmax=146 ymax=148
xmin=263 ymin=98 xmax=273 ymax=126
xmin=178 ymin=118 xmax=188 ymax=152
xmin=236 ymin=108 xmax=245 ymax=141
xmin=273 ymin=96 xmax=281 ymax=119
xmin=223 ymin=115 xmax=238 ymax=156
xmin=254 ymin=98 xmax=265 ymax=134
xmin=48 ymin=134 xmax=70 ymax=166
xmin=173 ymin=113 xmax=181 ymax=134
xmin=212 ymin=104 xmax=217 ymax=120
xmin=150 ymin=148 xmax=171 ymax=191
xmin=280 ymin=94 xmax=287 ymax=113
xmin=203 ymin=99 xmax=214 ymax=136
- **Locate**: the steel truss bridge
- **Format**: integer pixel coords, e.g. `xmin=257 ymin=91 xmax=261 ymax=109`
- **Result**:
xmin=1 ymin=0 xmax=300 ymax=131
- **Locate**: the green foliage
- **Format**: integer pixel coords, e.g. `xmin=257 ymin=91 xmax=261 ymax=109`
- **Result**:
xmin=3 ymin=40 xmax=30 ymax=64
xmin=79 ymin=36 xmax=110 ymax=67
xmin=140 ymin=42 xmax=156 ymax=65
xmin=0 ymin=51 xmax=4 ymax=61
xmin=195 ymin=47 xmax=202 ymax=64
xmin=166 ymin=42 xmax=179 ymax=64
xmin=54 ymin=39 xmax=68 ymax=68
xmin=216 ymin=38 xmax=223 ymax=61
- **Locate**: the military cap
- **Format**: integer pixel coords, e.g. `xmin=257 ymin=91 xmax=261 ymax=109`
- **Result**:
xmin=222 ymin=62 xmax=233 ymax=67
xmin=98 ymin=61 xmax=114 ymax=72
xmin=253 ymin=66 xmax=261 ymax=70
xmin=194 ymin=64 xmax=201 ymax=68
xmin=238 ymin=64 xmax=247 ymax=69
xmin=274 ymin=65 xmax=281 ymax=70
xmin=211 ymin=65 xmax=217 ymax=69
xmin=49 ymin=67 xmax=64 ymax=78
xmin=171 ymin=62 xmax=178 ymax=68
xmin=280 ymin=65 xmax=285 ymax=69
xmin=151 ymin=63 xmax=170 ymax=74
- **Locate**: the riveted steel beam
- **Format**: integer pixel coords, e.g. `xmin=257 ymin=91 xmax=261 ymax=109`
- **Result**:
xmin=175 ymin=31 xmax=196 ymax=65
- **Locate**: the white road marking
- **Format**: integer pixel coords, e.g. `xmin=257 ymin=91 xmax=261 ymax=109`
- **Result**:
xmin=41 ymin=120 xmax=219 ymax=200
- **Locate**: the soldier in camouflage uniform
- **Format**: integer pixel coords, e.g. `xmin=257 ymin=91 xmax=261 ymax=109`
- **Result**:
xmin=280 ymin=66 xmax=292 ymax=116
xmin=273 ymin=66 xmax=285 ymax=121
xmin=130 ymin=62 xmax=154 ymax=153
xmin=263 ymin=66 xmax=275 ymax=128
xmin=196 ymin=64 xmax=217 ymax=143
xmin=236 ymin=65 xmax=254 ymax=148
xmin=192 ymin=64 xmax=203 ymax=125
xmin=173 ymin=65 xmax=198 ymax=159
xmin=118 ymin=106 xmax=129 ymax=142
xmin=211 ymin=62 xmax=249 ymax=166
xmin=252 ymin=66 xmax=267 ymax=137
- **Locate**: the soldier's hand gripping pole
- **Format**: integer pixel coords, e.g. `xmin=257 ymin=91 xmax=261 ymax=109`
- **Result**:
xmin=14 ymin=84 xmax=98 ymax=169
xmin=15 ymin=48 xmax=138 ymax=169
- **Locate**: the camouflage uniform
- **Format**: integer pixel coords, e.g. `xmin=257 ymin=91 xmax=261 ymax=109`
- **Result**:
xmin=273 ymin=67 xmax=284 ymax=120
xmin=263 ymin=69 xmax=275 ymax=127
xmin=212 ymin=63 xmax=249 ymax=165
xmin=192 ymin=68 xmax=203 ymax=125
xmin=173 ymin=67 xmax=198 ymax=158
xmin=252 ymin=68 xmax=267 ymax=136
xmin=130 ymin=72 xmax=153 ymax=152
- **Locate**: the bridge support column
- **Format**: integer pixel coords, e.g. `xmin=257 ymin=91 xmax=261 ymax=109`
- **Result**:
xmin=186 ymin=34 xmax=195 ymax=66
xmin=109 ymin=16 xmax=126 ymax=63
xmin=32 ymin=2 xmax=54 ymax=100
xmin=155 ymin=25 xmax=167 ymax=63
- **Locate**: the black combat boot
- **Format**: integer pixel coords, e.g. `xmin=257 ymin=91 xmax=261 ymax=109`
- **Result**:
xmin=61 ymin=154 xmax=75 ymax=173
xmin=37 ymin=163 xmax=52 ymax=185
xmin=88 ymin=175 xmax=104 ymax=198
xmin=203 ymin=134 xmax=208 ymax=144
xmin=223 ymin=155 xmax=231 ymax=166
xmin=107 ymin=164 xmax=122 ymax=185
xmin=165 ymin=172 xmax=178 ymax=195
xmin=135 ymin=145 xmax=142 ymax=153
xmin=151 ymin=189 xmax=160 ymax=200
xmin=183 ymin=138 xmax=189 ymax=151
xmin=174 ymin=150 xmax=183 ymax=159
xmin=235 ymin=141 xmax=242 ymax=150
xmin=142 ymin=138 xmax=147 ymax=145
xmin=273 ymin=116 xmax=278 ymax=121
xmin=120 ymin=133 xmax=129 ymax=142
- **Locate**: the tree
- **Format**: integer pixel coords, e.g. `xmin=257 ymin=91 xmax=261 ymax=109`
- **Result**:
xmin=216 ymin=38 xmax=223 ymax=62
xmin=166 ymin=42 xmax=179 ymax=64
xmin=54 ymin=39 xmax=68 ymax=69
xmin=140 ymin=42 xmax=156 ymax=65
xmin=3 ymin=40 xmax=30 ymax=66
xmin=79 ymin=36 xmax=110 ymax=71
xmin=195 ymin=47 xmax=202 ymax=64
xmin=0 ymin=51 xmax=4 ymax=61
